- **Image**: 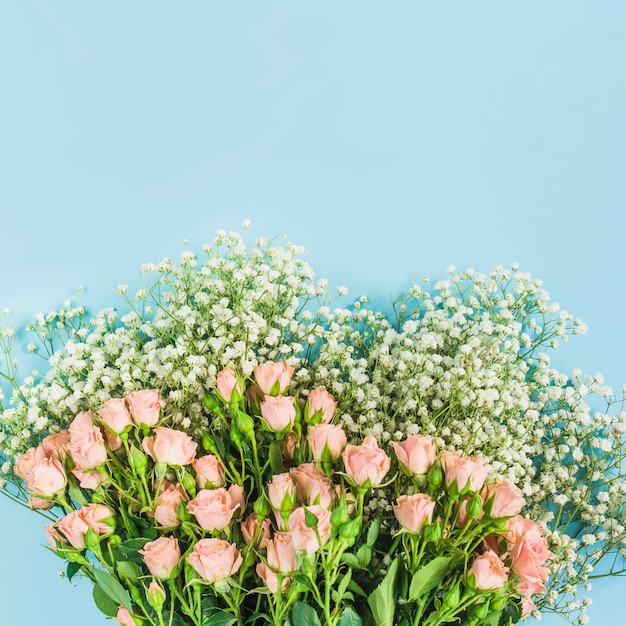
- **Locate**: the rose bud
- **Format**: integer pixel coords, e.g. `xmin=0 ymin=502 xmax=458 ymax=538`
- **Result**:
xmin=126 ymin=389 xmax=165 ymax=427
xmin=140 ymin=536 xmax=181 ymax=579
xmin=241 ymin=513 xmax=272 ymax=547
xmin=154 ymin=482 xmax=189 ymax=528
xmin=253 ymin=362 xmax=294 ymax=395
xmin=193 ymin=454 xmax=225 ymax=489
xmin=305 ymin=388 xmax=337 ymax=424
xmin=482 ymin=480 xmax=526 ymax=518
xmin=392 ymin=435 xmax=436 ymax=476
xmin=342 ymin=436 xmax=391 ymax=488
xmin=40 ymin=431 xmax=70 ymax=461
xmin=260 ymin=396 xmax=296 ymax=432
xmin=98 ymin=398 xmax=132 ymax=434
xmin=267 ymin=473 xmax=297 ymax=513
xmin=216 ymin=367 xmax=243 ymax=402
xmin=142 ymin=427 xmax=197 ymax=467
xmin=289 ymin=463 xmax=334 ymax=507
xmin=393 ymin=493 xmax=436 ymax=534
xmin=116 ymin=606 xmax=137 ymax=626
xmin=256 ymin=562 xmax=290 ymax=593
xmin=469 ymin=550 xmax=509 ymax=590
xmin=147 ymin=580 xmax=166 ymax=609
xmin=288 ymin=505 xmax=332 ymax=554
xmin=186 ymin=538 xmax=243 ymax=583
xmin=267 ymin=532 xmax=297 ymax=574
xmin=440 ymin=450 xmax=490 ymax=493
xmin=307 ymin=423 xmax=347 ymax=462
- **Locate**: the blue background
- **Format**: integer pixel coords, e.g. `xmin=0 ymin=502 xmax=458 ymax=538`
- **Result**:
xmin=1 ymin=2 xmax=625 ymax=624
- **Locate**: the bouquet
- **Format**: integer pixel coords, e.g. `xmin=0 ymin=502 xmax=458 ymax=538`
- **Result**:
xmin=1 ymin=225 xmax=625 ymax=625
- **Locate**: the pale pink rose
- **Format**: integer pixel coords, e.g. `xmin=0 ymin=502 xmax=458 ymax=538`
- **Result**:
xmin=268 ymin=473 xmax=297 ymax=512
xmin=216 ymin=367 xmax=243 ymax=402
xmin=307 ymin=423 xmax=347 ymax=462
xmin=14 ymin=445 xmax=45 ymax=481
xmin=186 ymin=538 xmax=242 ymax=583
xmin=342 ymin=436 xmax=391 ymax=487
xmin=44 ymin=522 xmax=64 ymax=548
xmin=80 ymin=503 xmax=116 ymax=535
xmin=282 ymin=432 xmax=299 ymax=460
xmin=241 ymin=513 xmax=272 ymax=547
xmin=504 ymin=516 xmax=544 ymax=551
xmin=521 ymin=597 xmax=536 ymax=617
xmin=68 ymin=414 xmax=108 ymax=470
xmin=57 ymin=510 xmax=90 ymax=549
xmin=288 ymin=505 xmax=332 ymax=554
xmin=253 ymin=362 xmax=294 ymax=395
xmin=71 ymin=467 xmax=107 ymax=490
xmin=140 ymin=536 xmax=181 ymax=579
xmin=147 ymin=580 xmax=166 ymax=606
xmin=511 ymin=521 xmax=553 ymax=595
xmin=393 ymin=494 xmax=436 ymax=534
xmin=30 ymin=495 xmax=54 ymax=510
xmin=98 ymin=398 xmax=133 ymax=434
xmin=25 ymin=457 xmax=66 ymax=497
xmin=116 ymin=606 xmax=136 ymax=626
xmin=103 ymin=428 xmax=123 ymax=452
xmin=154 ymin=483 xmax=189 ymax=528
xmin=126 ymin=389 xmax=165 ymax=427
xmin=267 ymin=532 xmax=296 ymax=574
xmin=193 ymin=454 xmax=225 ymax=489
xmin=228 ymin=484 xmax=246 ymax=514
xmin=469 ymin=550 xmax=509 ymax=590
xmin=482 ymin=480 xmax=526 ymax=518
xmin=440 ymin=450 xmax=490 ymax=492
xmin=40 ymin=430 xmax=70 ymax=461
xmin=187 ymin=488 xmax=240 ymax=531
xmin=260 ymin=396 xmax=296 ymax=432
xmin=256 ymin=562 xmax=290 ymax=593
xmin=142 ymin=427 xmax=197 ymax=466
xmin=289 ymin=463 xmax=333 ymax=506
xmin=454 ymin=497 xmax=482 ymax=529
xmin=392 ymin=435 xmax=436 ymax=476
xmin=306 ymin=388 xmax=337 ymax=423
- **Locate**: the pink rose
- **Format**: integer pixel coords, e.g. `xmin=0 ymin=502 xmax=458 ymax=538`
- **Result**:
xmin=305 ymin=388 xmax=337 ymax=423
xmin=14 ymin=445 xmax=45 ymax=481
xmin=288 ymin=505 xmax=332 ymax=554
xmin=187 ymin=487 xmax=240 ymax=531
xmin=140 ymin=536 xmax=181 ymax=579
xmin=228 ymin=483 xmax=246 ymax=514
xmin=193 ymin=454 xmax=225 ymax=489
xmin=40 ymin=430 xmax=70 ymax=461
xmin=25 ymin=457 xmax=67 ymax=497
xmin=307 ymin=423 xmax=347 ymax=462
xmin=103 ymin=428 xmax=123 ymax=452
xmin=482 ymin=480 xmax=526 ymax=518
xmin=56 ymin=510 xmax=90 ymax=549
xmin=30 ymin=495 xmax=54 ymax=510
xmin=147 ymin=580 xmax=166 ymax=607
xmin=253 ymin=362 xmax=295 ymax=395
xmin=393 ymin=494 xmax=436 ymax=534
xmin=392 ymin=435 xmax=436 ymax=476
xmin=154 ymin=482 xmax=189 ymax=528
xmin=256 ymin=562 xmax=290 ymax=593
xmin=142 ymin=427 xmax=197 ymax=466
xmin=216 ymin=367 xmax=243 ymax=402
xmin=98 ymin=398 xmax=132 ymax=434
xmin=186 ymin=538 xmax=242 ymax=582
xmin=289 ymin=463 xmax=334 ymax=507
xmin=260 ymin=396 xmax=296 ymax=432
xmin=342 ymin=436 xmax=391 ymax=487
xmin=44 ymin=522 xmax=64 ymax=548
xmin=282 ymin=432 xmax=300 ymax=460
xmin=116 ymin=606 xmax=136 ymax=626
xmin=126 ymin=389 xmax=165 ymax=427
xmin=71 ymin=467 xmax=107 ymax=490
xmin=80 ymin=503 xmax=116 ymax=535
xmin=267 ymin=532 xmax=296 ymax=574
xmin=440 ymin=450 xmax=490 ymax=492
xmin=469 ymin=550 xmax=509 ymax=590
xmin=510 ymin=521 xmax=553 ymax=596
xmin=68 ymin=412 xmax=108 ymax=470
xmin=241 ymin=513 xmax=272 ymax=547
xmin=268 ymin=473 xmax=297 ymax=513
xmin=521 ymin=597 xmax=536 ymax=617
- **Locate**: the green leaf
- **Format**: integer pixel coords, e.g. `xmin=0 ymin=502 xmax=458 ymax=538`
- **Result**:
xmin=338 ymin=569 xmax=353 ymax=600
xmin=66 ymin=560 xmax=82 ymax=582
xmin=407 ymin=556 xmax=451 ymax=602
xmin=339 ymin=606 xmax=364 ymax=626
xmin=89 ymin=566 xmax=132 ymax=612
xmin=93 ymin=583 xmax=119 ymax=617
xmin=201 ymin=611 xmax=237 ymax=626
xmin=163 ymin=609 xmax=189 ymax=626
xmin=356 ymin=544 xmax=372 ymax=568
xmin=366 ymin=518 xmax=381 ymax=547
xmin=347 ymin=579 xmax=368 ymax=598
xmin=269 ymin=439 xmax=284 ymax=474
xmin=116 ymin=560 xmax=142 ymax=583
xmin=112 ymin=537 xmax=151 ymax=563
xmin=367 ymin=557 xmax=400 ymax=626
xmin=291 ymin=601 xmax=322 ymax=626
xmin=483 ymin=610 xmax=503 ymax=626
xmin=68 ymin=483 xmax=88 ymax=506
xmin=341 ymin=553 xmax=361 ymax=569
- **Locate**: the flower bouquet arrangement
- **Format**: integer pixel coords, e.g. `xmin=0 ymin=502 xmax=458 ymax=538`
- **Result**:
xmin=1 ymin=226 xmax=625 ymax=626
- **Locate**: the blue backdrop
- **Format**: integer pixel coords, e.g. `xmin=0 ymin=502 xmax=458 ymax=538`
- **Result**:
xmin=1 ymin=2 xmax=625 ymax=624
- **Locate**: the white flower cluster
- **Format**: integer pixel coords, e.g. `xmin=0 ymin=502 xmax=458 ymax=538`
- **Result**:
xmin=1 ymin=232 xmax=625 ymax=623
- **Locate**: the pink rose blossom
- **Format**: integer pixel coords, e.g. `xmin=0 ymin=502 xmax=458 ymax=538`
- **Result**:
xmin=307 ymin=423 xmax=347 ymax=462
xmin=56 ymin=510 xmax=90 ymax=549
xmin=469 ymin=550 xmax=509 ymax=590
xmin=186 ymin=538 xmax=242 ymax=583
xmin=187 ymin=488 xmax=240 ymax=531
xmin=511 ymin=520 xmax=553 ymax=597
xmin=14 ymin=446 xmax=45 ymax=481
xmin=228 ymin=483 xmax=246 ymax=513
xmin=116 ymin=606 xmax=136 ymax=626
xmin=440 ymin=450 xmax=490 ymax=492
xmin=289 ymin=463 xmax=334 ymax=507
xmin=142 ymin=427 xmax=197 ymax=466
xmin=68 ymin=412 xmax=108 ymax=470
xmin=216 ymin=367 xmax=243 ymax=402
xmin=69 ymin=411 xmax=96 ymax=438
xmin=392 ymin=435 xmax=437 ymax=476
xmin=521 ymin=597 xmax=536 ymax=617
xmin=305 ymin=388 xmax=337 ymax=423
xmin=342 ymin=436 xmax=391 ymax=487
xmin=282 ymin=432 xmax=299 ymax=460
xmin=267 ymin=532 xmax=297 ymax=574
xmin=98 ymin=398 xmax=133 ymax=434
xmin=140 ymin=536 xmax=181 ymax=579
xmin=241 ymin=513 xmax=272 ymax=547
xmin=147 ymin=580 xmax=166 ymax=607
xmin=253 ymin=362 xmax=294 ymax=395
xmin=393 ymin=494 xmax=436 ymax=534
xmin=482 ymin=480 xmax=526 ymax=518
xmin=268 ymin=473 xmax=297 ymax=512
xmin=193 ymin=454 xmax=225 ymax=488
xmin=256 ymin=562 xmax=290 ymax=593
xmin=40 ymin=431 xmax=70 ymax=461
xmin=154 ymin=482 xmax=189 ymax=528
xmin=288 ymin=505 xmax=332 ymax=554
xmin=260 ymin=396 xmax=296 ymax=432
xmin=44 ymin=522 xmax=63 ymax=548
xmin=71 ymin=468 xmax=107 ymax=490
xmin=80 ymin=503 xmax=116 ymax=535
xmin=26 ymin=457 xmax=67 ymax=497
xmin=30 ymin=495 xmax=54 ymax=510
xmin=126 ymin=389 xmax=165 ymax=427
